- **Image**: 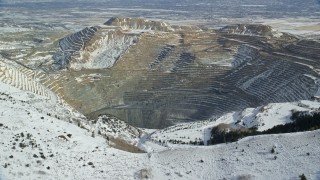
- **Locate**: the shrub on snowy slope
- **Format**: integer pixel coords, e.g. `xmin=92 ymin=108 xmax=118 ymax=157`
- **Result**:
xmin=209 ymin=111 xmax=320 ymax=145
xmin=266 ymin=111 xmax=320 ymax=133
xmin=209 ymin=124 xmax=258 ymax=145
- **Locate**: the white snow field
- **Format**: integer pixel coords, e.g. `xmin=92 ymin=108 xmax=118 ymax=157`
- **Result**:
xmin=0 ymin=80 xmax=320 ymax=179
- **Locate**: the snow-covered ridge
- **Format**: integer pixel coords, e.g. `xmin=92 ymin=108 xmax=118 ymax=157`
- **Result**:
xmin=149 ymin=100 xmax=320 ymax=147
xmin=220 ymin=24 xmax=283 ymax=38
xmin=104 ymin=17 xmax=175 ymax=32
xmin=104 ymin=17 xmax=202 ymax=32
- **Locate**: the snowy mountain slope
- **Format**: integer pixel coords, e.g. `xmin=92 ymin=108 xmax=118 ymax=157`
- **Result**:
xmin=0 ymin=82 xmax=148 ymax=180
xmin=93 ymin=114 xmax=142 ymax=149
xmin=151 ymin=130 xmax=320 ymax=180
xmin=148 ymin=100 xmax=320 ymax=147
xmin=0 ymin=80 xmax=320 ymax=179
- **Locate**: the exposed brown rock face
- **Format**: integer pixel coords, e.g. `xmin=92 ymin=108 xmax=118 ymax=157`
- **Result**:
xmin=43 ymin=17 xmax=320 ymax=128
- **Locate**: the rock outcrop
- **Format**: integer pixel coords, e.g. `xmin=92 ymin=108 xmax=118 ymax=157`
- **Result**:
xmin=53 ymin=26 xmax=98 ymax=70
xmin=52 ymin=26 xmax=138 ymax=70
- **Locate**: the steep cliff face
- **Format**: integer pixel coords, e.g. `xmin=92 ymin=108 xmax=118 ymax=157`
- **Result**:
xmin=231 ymin=44 xmax=260 ymax=67
xmin=52 ymin=26 xmax=139 ymax=70
xmin=70 ymin=29 xmax=138 ymax=70
xmin=46 ymin=18 xmax=320 ymax=128
xmin=53 ymin=27 xmax=98 ymax=70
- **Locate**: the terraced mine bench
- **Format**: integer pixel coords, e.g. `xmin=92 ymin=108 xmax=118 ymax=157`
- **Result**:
xmin=34 ymin=17 xmax=320 ymax=128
